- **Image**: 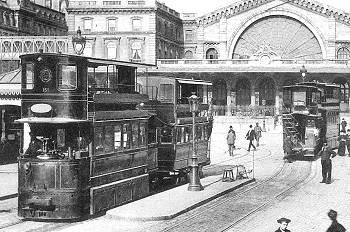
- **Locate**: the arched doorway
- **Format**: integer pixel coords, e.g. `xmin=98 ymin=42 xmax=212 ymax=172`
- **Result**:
xmin=235 ymin=78 xmax=250 ymax=106
xmin=257 ymin=77 xmax=275 ymax=106
xmin=213 ymin=79 xmax=227 ymax=105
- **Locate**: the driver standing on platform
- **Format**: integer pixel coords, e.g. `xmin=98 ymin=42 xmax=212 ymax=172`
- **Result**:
xmin=24 ymin=132 xmax=42 ymax=157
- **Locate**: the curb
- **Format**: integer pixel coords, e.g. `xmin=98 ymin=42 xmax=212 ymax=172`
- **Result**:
xmin=107 ymin=178 xmax=256 ymax=221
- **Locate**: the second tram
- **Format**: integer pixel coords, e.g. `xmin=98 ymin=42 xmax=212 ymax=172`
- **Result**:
xmin=282 ymin=81 xmax=340 ymax=158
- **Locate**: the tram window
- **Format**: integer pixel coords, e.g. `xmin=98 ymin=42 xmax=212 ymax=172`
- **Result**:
xmin=160 ymin=127 xmax=172 ymax=143
xmin=56 ymin=129 xmax=65 ymax=148
xmin=104 ymin=125 xmax=114 ymax=153
xmin=184 ymin=127 xmax=191 ymax=142
xmin=159 ymin=84 xmax=174 ymax=102
xmin=132 ymin=122 xmax=139 ymax=148
xmin=25 ymin=63 xmax=34 ymax=89
xmin=58 ymin=64 xmax=77 ymax=91
xmin=139 ymin=122 xmax=146 ymax=147
xmin=176 ymin=127 xmax=182 ymax=144
xmin=196 ymin=125 xmax=202 ymax=141
xmin=114 ymin=124 xmax=122 ymax=150
xmin=95 ymin=127 xmax=104 ymax=155
xmin=123 ymin=123 xmax=131 ymax=149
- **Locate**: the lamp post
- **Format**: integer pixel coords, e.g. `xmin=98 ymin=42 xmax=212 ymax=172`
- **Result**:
xmin=72 ymin=27 xmax=86 ymax=55
xmin=188 ymin=93 xmax=204 ymax=191
xmin=300 ymin=65 xmax=307 ymax=82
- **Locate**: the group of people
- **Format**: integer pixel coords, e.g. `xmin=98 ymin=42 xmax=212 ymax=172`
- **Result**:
xmin=226 ymin=122 xmax=263 ymax=156
xmin=275 ymin=209 xmax=346 ymax=232
xmin=337 ymin=118 xmax=350 ymax=157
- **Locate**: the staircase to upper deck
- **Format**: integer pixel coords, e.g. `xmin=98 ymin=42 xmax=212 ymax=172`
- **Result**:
xmin=282 ymin=106 xmax=305 ymax=153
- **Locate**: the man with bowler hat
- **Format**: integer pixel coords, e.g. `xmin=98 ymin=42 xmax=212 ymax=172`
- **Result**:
xmin=317 ymin=142 xmax=337 ymax=184
xmin=246 ymin=125 xmax=257 ymax=152
xmin=275 ymin=217 xmax=291 ymax=232
xmin=327 ymin=209 xmax=346 ymax=232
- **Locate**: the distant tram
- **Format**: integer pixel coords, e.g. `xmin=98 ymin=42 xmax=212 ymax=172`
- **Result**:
xmin=282 ymin=81 xmax=340 ymax=158
xmin=16 ymin=52 xmax=213 ymax=220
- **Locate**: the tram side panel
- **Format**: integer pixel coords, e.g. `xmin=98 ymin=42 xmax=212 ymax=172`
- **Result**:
xmin=89 ymin=117 xmax=152 ymax=215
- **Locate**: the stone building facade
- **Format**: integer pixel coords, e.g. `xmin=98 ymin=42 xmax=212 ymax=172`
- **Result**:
xmin=0 ymin=0 xmax=68 ymax=36
xmin=66 ymin=0 xmax=183 ymax=64
xmin=150 ymin=0 xmax=350 ymax=114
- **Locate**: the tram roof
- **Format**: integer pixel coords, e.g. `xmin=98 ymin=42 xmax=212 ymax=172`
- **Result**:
xmin=20 ymin=53 xmax=156 ymax=69
xmin=283 ymin=82 xmax=340 ymax=90
xmin=176 ymin=78 xmax=212 ymax=86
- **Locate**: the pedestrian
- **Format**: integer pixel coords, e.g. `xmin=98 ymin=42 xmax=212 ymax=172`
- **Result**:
xmin=346 ymin=129 xmax=350 ymax=156
xmin=254 ymin=122 xmax=262 ymax=146
xmin=317 ymin=142 xmax=337 ymax=184
xmin=226 ymin=126 xmax=236 ymax=156
xmin=283 ymin=135 xmax=294 ymax=163
xmin=338 ymin=131 xmax=347 ymax=156
xmin=341 ymin=118 xmax=347 ymax=132
xmin=246 ymin=125 xmax=256 ymax=152
xmin=326 ymin=209 xmax=346 ymax=232
xmin=24 ymin=132 xmax=42 ymax=157
xmin=275 ymin=217 xmax=291 ymax=232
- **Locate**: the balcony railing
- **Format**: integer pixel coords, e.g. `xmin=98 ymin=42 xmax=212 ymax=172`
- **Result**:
xmin=156 ymin=59 xmax=350 ymax=66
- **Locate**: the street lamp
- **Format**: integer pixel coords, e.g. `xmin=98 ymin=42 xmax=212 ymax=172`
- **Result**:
xmin=188 ymin=93 xmax=204 ymax=191
xmin=72 ymin=27 xmax=86 ymax=55
xmin=300 ymin=65 xmax=307 ymax=82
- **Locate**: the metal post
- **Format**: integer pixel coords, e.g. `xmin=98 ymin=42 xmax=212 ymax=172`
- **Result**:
xmin=252 ymin=149 xmax=255 ymax=179
xmin=188 ymin=110 xmax=204 ymax=191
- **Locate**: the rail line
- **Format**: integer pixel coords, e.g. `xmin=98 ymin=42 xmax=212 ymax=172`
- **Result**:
xmin=159 ymin=158 xmax=314 ymax=232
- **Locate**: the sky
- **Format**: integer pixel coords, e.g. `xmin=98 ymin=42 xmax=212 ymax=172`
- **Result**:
xmin=160 ymin=0 xmax=350 ymax=16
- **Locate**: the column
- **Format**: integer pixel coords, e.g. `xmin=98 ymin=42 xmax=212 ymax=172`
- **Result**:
xmin=226 ymin=82 xmax=232 ymax=116
xmin=196 ymin=24 xmax=204 ymax=59
xmin=250 ymin=83 xmax=255 ymax=106
xmin=275 ymin=90 xmax=280 ymax=115
xmin=219 ymin=16 xmax=227 ymax=59
xmin=327 ymin=17 xmax=336 ymax=59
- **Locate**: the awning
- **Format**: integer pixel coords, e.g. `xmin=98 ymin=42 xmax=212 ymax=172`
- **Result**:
xmin=15 ymin=117 xmax=88 ymax=124
xmin=93 ymin=110 xmax=155 ymax=121
xmin=177 ymin=79 xmax=212 ymax=86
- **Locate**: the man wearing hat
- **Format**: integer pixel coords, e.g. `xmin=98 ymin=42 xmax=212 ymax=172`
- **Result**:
xmin=327 ymin=209 xmax=346 ymax=232
xmin=275 ymin=217 xmax=291 ymax=232
xmin=317 ymin=142 xmax=337 ymax=184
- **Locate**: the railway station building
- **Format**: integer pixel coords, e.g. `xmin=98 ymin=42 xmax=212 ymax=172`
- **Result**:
xmin=65 ymin=0 xmax=350 ymax=115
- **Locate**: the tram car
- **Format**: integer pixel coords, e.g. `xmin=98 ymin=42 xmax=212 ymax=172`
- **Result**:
xmin=282 ymin=81 xmax=340 ymax=158
xmin=16 ymin=52 xmax=157 ymax=220
xmin=139 ymin=76 xmax=213 ymax=183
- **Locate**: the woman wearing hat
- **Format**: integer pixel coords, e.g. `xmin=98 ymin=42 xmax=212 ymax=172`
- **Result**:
xmin=275 ymin=217 xmax=291 ymax=232
xmin=327 ymin=209 xmax=346 ymax=232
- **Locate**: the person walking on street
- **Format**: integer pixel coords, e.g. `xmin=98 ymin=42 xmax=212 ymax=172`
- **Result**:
xmin=246 ymin=125 xmax=256 ymax=152
xmin=341 ymin=118 xmax=347 ymax=132
xmin=326 ymin=209 xmax=346 ymax=232
xmin=346 ymin=129 xmax=350 ymax=157
xmin=338 ymin=131 xmax=347 ymax=156
xmin=317 ymin=142 xmax=337 ymax=184
xmin=275 ymin=217 xmax=291 ymax=232
xmin=254 ymin=122 xmax=262 ymax=146
xmin=226 ymin=126 xmax=236 ymax=156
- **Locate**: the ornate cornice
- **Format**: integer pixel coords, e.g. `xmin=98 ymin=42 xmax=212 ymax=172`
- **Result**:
xmin=197 ymin=0 xmax=350 ymax=26
xmin=67 ymin=7 xmax=156 ymax=15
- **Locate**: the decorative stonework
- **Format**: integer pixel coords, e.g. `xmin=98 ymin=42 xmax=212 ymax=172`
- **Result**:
xmin=197 ymin=0 xmax=350 ymax=26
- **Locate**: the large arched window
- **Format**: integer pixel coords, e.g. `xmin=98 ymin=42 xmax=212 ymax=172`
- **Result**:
xmin=106 ymin=41 xmax=117 ymax=59
xmin=337 ymin=47 xmax=350 ymax=60
xmin=206 ymin=48 xmax=218 ymax=59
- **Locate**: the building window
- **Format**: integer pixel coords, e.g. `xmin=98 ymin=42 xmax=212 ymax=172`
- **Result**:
xmin=106 ymin=42 xmax=117 ymax=59
xmin=131 ymin=41 xmax=142 ymax=62
xmin=107 ymin=18 xmax=117 ymax=32
xmin=206 ymin=48 xmax=218 ymax=59
xmin=45 ymin=0 xmax=52 ymax=8
xmin=132 ymin=18 xmax=142 ymax=31
xmin=185 ymin=30 xmax=194 ymax=42
xmin=337 ymin=47 xmax=350 ymax=60
xmin=83 ymin=42 xmax=93 ymax=57
xmin=103 ymin=1 xmax=121 ymax=5
xmin=83 ymin=18 xmax=92 ymax=33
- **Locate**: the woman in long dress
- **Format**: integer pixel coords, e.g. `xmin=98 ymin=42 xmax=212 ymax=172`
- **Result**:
xmin=338 ymin=130 xmax=347 ymax=156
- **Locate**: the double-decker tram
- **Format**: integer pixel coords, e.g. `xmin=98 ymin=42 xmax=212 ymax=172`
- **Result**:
xmin=140 ymin=76 xmax=213 ymax=184
xmin=282 ymin=81 xmax=340 ymax=159
xmin=16 ymin=52 xmax=157 ymax=219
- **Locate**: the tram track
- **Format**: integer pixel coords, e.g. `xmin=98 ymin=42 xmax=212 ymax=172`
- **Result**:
xmin=158 ymin=158 xmax=315 ymax=232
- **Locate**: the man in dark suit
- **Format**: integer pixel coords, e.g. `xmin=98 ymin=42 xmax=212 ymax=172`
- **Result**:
xmin=246 ymin=125 xmax=256 ymax=152
xmin=317 ymin=142 xmax=337 ymax=184
xmin=275 ymin=217 xmax=291 ymax=232
xmin=326 ymin=209 xmax=346 ymax=232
